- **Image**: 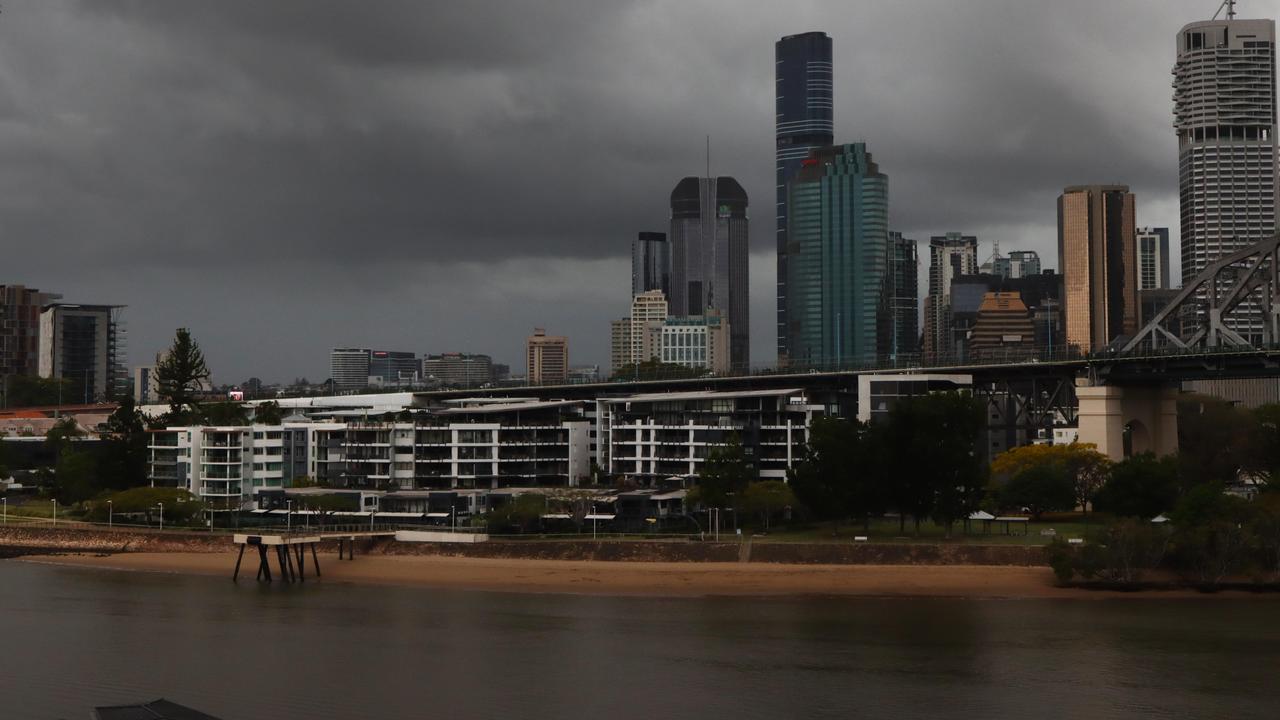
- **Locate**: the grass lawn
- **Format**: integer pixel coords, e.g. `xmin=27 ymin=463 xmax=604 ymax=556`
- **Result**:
xmin=754 ymin=514 xmax=1103 ymax=545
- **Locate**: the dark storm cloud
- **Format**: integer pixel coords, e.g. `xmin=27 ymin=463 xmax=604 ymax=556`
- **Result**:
xmin=0 ymin=0 xmax=1224 ymax=380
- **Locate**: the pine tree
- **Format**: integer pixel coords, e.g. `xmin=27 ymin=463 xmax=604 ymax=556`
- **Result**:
xmin=155 ymin=327 xmax=211 ymax=421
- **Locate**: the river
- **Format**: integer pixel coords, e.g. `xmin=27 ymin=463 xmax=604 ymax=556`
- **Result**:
xmin=0 ymin=561 xmax=1276 ymax=719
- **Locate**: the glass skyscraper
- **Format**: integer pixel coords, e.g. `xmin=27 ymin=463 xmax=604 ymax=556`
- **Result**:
xmin=631 ymin=231 xmax=670 ymax=297
xmin=669 ymin=177 xmax=750 ymax=370
xmin=785 ymin=143 xmax=888 ymax=368
xmin=776 ymin=31 xmax=833 ymax=364
xmin=888 ymin=232 xmax=919 ymax=358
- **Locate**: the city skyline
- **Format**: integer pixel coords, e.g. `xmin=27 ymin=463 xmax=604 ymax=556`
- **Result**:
xmin=0 ymin=2 xmax=1215 ymax=382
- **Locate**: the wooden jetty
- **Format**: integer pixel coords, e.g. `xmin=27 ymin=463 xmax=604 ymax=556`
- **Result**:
xmin=231 ymin=530 xmax=397 ymax=583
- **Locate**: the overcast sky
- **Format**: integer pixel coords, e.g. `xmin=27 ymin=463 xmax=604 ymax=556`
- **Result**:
xmin=0 ymin=0 xmax=1269 ymax=384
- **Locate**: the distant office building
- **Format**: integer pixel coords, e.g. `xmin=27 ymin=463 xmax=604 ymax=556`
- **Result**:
xmin=948 ymin=271 xmax=1062 ymax=360
xmin=526 ymin=328 xmax=569 ymax=385
xmin=1174 ymin=16 xmax=1276 ymax=340
xmin=1140 ymin=288 xmax=1183 ymax=333
xmin=38 ymin=303 xmax=126 ymax=402
xmin=422 ymin=353 xmax=493 ymax=388
xmin=1136 ymin=227 xmax=1172 ymax=290
xmin=968 ymin=292 xmax=1037 ymax=359
xmin=610 ymin=291 xmax=668 ymax=375
xmin=133 ymin=365 xmax=158 ymax=404
xmin=631 ymin=232 xmax=671 ymax=297
xmin=669 ymin=176 xmax=750 ymax=370
xmin=660 ymin=313 xmax=731 ymax=373
xmin=922 ymin=233 xmax=978 ymax=361
xmin=368 ymin=351 xmax=418 ymax=388
xmin=785 ymin=143 xmax=889 ymax=367
xmin=776 ymin=31 xmax=834 ymax=363
xmin=1058 ymin=185 xmax=1139 ymax=353
xmin=990 ymin=250 xmax=1041 ymax=279
xmin=0 ymin=285 xmax=61 ymax=387
xmin=330 ymin=349 xmax=371 ymax=391
xmin=888 ymin=232 xmax=920 ymax=358
xmin=330 ymin=348 xmax=416 ymax=391
xmin=491 ymin=364 xmax=511 ymax=382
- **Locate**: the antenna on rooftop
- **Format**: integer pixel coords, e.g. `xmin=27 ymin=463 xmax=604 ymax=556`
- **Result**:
xmin=1213 ymin=0 xmax=1237 ymax=20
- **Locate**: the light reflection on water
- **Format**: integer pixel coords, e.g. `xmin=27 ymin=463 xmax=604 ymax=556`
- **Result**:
xmin=0 ymin=561 xmax=1276 ymax=720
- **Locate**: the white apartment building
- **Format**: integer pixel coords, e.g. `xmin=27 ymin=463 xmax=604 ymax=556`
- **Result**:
xmin=599 ymin=388 xmax=823 ymax=482
xmin=147 ymin=424 xmax=309 ymax=512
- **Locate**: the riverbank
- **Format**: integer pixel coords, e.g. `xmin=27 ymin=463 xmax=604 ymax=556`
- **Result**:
xmin=14 ymin=550 xmax=1261 ymax=599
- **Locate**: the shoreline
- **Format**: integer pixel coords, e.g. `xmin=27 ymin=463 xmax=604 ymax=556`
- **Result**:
xmin=11 ymin=550 xmax=1270 ymax=599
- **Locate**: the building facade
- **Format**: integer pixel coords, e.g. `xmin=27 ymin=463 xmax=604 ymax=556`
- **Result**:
xmin=669 ymin=176 xmax=750 ymax=370
xmin=922 ymin=233 xmax=978 ymax=361
xmin=785 ymin=143 xmax=889 ymax=368
xmin=967 ymin=292 xmax=1037 ymax=359
xmin=991 ymin=250 xmax=1042 ymax=279
xmin=146 ymin=424 xmax=309 ymax=510
xmin=526 ymin=328 xmax=569 ymax=385
xmin=330 ymin=348 xmax=417 ymax=391
xmin=133 ymin=365 xmax=158 ymax=404
xmin=0 ymin=285 xmax=61 ymax=392
xmin=1136 ymin=227 xmax=1172 ymax=291
xmin=1058 ymin=185 xmax=1139 ymax=353
xmin=421 ymin=353 xmax=493 ymax=388
xmin=659 ymin=313 xmax=730 ymax=373
xmin=601 ymin=388 xmax=822 ymax=482
xmin=776 ymin=31 xmax=834 ymax=364
xmin=1174 ymin=17 xmax=1276 ymax=341
xmin=631 ymin=231 xmax=671 ymax=298
xmin=37 ymin=303 xmax=126 ymax=402
xmin=888 ymin=232 xmax=920 ymax=358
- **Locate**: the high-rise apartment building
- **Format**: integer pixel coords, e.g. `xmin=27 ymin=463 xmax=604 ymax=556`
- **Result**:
xmin=786 ymin=143 xmax=889 ymax=367
xmin=776 ymin=31 xmax=834 ymax=363
xmin=609 ymin=291 xmax=668 ymax=375
xmin=526 ymin=328 xmax=569 ymax=385
xmin=1174 ymin=16 xmax=1276 ymax=339
xmin=1 ymin=285 xmax=61 ymax=404
xmin=421 ymin=353 xmax=493 ymax=388
xmin=38 ymin=303 xmax=126 ymax=402
xmin=1058 ymin=185 xmax=1139 ymax=353
xmin=631 ymin=232 xmax=670 ymax=297
xmin=1136 ymin=227 xmax=1172 ymax=290
xmin=669 ymin=176 xmax=749 ymax=370
xmin=922 ymin=233 xmax=978 ymax=361
xmin=888 ymin=232 xmax=920 ymax=358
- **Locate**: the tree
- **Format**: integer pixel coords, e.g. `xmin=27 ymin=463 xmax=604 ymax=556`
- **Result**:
xmin=98 ymin=395 xmax=149 ymax=491
xmin=486 ymin=494 xmax=546 ymax=534
xmin=1000 ymin=464 xmax=1076 ymax=519
xmin=691 ymin=435 xmax=755 ymax=511
xmin=2 ymin=375 xmax=73 ymax=408
xmin=86 ymin=486 xmax=205 ymax=525
xmin=742 ymin=480 xmax=797 ymax=530
xmin=1093 ymin=453 xmax=1179 ymax=519
xmin=53 ymin=449 xmax=98 ymax=504
xmin=1249 ymin=403 xmax=1280 ymax=481
xmin=991 ymin=442 xmax=1110 ymax=515
xmin=788 ymin=417 xmax=884 ymax=531
xmin=881 ymin=392 xmax=987 ymax=536
xmin=1178 ymin=395 xmax=1255 ymax=490
xmin=155 ymin=327 xmax=211 ymax=419
xmin=1170 ymin=484 xmax=1256 ymax=588
xmin=201 ymin=401 xmax=249 ymax=426
xmin=45 ymin=416 xmax=84 ymax=450
xmin=254 ymin=401 xmax=284 ymax=425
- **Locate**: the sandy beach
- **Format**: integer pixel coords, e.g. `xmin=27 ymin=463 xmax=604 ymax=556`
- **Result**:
xmin=13 ymin=550 xmax=1254 ymax=599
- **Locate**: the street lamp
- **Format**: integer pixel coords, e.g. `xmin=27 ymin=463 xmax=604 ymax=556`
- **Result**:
xmin=107 ymin=500 xmax=113 ymax=529
xmin=2 ymin=496 xmax=6 ymax=525
xmin=157 ymin=502 xmax=164 ymax=531
xmin=287 ymin=499 xmax=293 ymax=531
xmin=51 ymin=499 xmax=57 ymax=527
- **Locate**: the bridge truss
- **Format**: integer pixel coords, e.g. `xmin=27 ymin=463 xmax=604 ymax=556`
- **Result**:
xmin=1123 ymin=233 xmax=1280 ymax=353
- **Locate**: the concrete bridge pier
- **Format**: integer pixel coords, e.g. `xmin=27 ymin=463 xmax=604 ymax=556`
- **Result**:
xmin=1075 ymin=381 xmax=1178 ymax=461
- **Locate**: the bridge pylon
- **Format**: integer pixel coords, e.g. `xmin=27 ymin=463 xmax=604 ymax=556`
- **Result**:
xmin=1074 ymin=378 xmax=1178 ymax=462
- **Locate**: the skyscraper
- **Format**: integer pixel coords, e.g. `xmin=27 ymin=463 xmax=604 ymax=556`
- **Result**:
xmin=1058 ymin=185 xmax=1139 ymax=353
xmin=776 ymin=31 xmax=834 ymax=364
xmin=609 ymin=290 xmax=668 ymax=375
xmin=990 ymin=250 xmax=1042 ymax=279
xmin=631 ymin=231 xmax=670 ymax=297
xmin=1136 ymin=227 xmax=1172 ymax=290
xmin=786 ymin=143 xmax=888 ymax=367
xmin=526 ymin=328 xmax=569 ymax=385
xmin=1174 ymin=15 xmax=1276 ymax=340
xmin=0 ymin=285 xmax=61 ymax=384
xmin=669 ymin=177 xmax=750 ymax=370
xmin=922 ymin=233 xmax=978 ymax=361
xmin=888 ymin=232 xmax=920 ymax=358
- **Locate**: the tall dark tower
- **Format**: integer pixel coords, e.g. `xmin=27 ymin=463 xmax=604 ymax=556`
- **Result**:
xmin=669 ymin=177 xmax=750 ymax=371
xmin=776 ymin=31 xmax=833 ymax=365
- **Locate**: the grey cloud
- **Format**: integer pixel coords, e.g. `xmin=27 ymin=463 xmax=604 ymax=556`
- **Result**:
xmin=0 ymin=0 xmax=1220 ymax=380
